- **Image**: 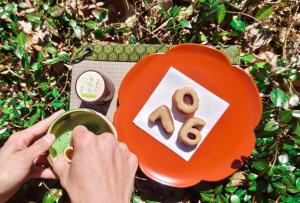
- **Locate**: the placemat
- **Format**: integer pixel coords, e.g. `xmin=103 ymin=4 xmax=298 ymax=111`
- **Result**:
xmin=70 ymin=43 xmax=241 ymax=122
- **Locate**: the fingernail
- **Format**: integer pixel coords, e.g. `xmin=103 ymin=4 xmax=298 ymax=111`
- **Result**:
xmin=43 ymin=134 xmax=55 ymax=145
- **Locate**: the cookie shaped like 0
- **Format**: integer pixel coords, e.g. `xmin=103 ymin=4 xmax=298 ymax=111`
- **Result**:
xmin=173 ymin=87 xmax=199 ymax=114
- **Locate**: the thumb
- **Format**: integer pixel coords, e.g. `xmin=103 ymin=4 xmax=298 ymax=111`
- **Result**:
xmin=24 ymin=134 xmax=55 ymax=162
xmin=52 ymin=155 xmax=70 ymax=186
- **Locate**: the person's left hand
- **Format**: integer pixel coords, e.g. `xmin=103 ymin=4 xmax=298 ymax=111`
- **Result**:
xmin=0 ymin=109 xmax=64 ymax=202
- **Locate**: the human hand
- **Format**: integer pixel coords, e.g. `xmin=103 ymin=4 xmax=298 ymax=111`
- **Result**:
xmin=52 ymin=126 xmax=138 ymax=203
xmin=0 ymin=110 xmax=65 ymax=202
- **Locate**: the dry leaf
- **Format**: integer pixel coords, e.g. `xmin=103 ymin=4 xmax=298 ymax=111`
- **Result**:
xmin=157 ymin=0 xmax=173 ymax=11
xmin=257 ymin=51 xmax=278 ymax=68
xmin=19 ymin=21 xmax=33 ymax=34
xmin=245 ymin=23 xmax=273 ymax=50
xmin=227 ymin=171 xmax=246 ymax=187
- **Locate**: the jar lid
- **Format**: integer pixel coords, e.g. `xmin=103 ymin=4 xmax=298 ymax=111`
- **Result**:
xmin=75 ymin=71 xmax=105 ymax=102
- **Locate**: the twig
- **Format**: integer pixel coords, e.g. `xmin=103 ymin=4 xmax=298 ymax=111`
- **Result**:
xmin=45 ymin=70 xmax=70 ymax=110
xmin=223 ymin=1 xmax=242 ymax=11
xmin=275 ymin=195 xmax=281 ymax=203
xmin=271 ymin=143 xmax=279 ymax=167
xmin=289 ymin=80 xmax=300 ymax=96
xmin=140 ymin=25 xmax=162 ymax=43
xmin=226 ymin=10 xmax=262 ymax=24
xmin=7 ymin=122 xmax=25 ymax=130
xmin=152 ymin=20 xmax=169 ymax=33
xmin=135 ymin=176 xmax=148 ymax=181
xmin=283 ymin=5 xmax=299 ymax=59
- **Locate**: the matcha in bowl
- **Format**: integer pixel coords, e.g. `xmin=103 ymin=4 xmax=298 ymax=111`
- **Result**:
xmin=47 ymin=108 xmax=117 ymax=163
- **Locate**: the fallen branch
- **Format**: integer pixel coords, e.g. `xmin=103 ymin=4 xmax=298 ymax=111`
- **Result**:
xmin=283 ymin=5 xmax=299 ymax=59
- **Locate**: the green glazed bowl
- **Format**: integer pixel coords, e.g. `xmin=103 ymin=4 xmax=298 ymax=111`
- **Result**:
xmin=47 ymin=108 xmax=117 ymax=163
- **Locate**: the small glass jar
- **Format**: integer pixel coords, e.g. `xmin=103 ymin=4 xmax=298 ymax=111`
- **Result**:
xmin=75 ymin=70 xmax=114 ymax=104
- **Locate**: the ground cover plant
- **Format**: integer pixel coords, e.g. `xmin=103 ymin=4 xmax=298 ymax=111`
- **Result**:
xmin=0 ymin=0 xmax=299 ymax=202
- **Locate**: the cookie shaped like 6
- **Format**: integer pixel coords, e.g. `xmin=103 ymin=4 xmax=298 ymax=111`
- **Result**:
xmin=178 ymin=117 xmax=206 ymax=146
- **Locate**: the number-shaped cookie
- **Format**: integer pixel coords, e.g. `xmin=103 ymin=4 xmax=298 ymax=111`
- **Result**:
xmin=149 ymin=105 xmax=174 ymax=134
xmin=173 ymin=87 xmax=199 ymax=115
xmin=178 ymin=117 xmax=205 ymax=146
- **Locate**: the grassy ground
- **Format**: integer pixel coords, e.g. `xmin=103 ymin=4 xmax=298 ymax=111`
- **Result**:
xmin=0 ymin=0 xmax=300 ymax=202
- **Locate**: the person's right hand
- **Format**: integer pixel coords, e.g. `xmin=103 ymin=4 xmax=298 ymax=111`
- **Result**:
xmin=52 ymin=126 xmax=138 ymax=203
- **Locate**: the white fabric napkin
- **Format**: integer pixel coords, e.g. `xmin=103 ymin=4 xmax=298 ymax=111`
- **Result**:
xmin=133 ymin=67 xmax=229 ymax=161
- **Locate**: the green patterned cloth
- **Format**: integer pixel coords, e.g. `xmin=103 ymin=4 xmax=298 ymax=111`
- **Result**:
xmin=73 ymin=43 xmax=240 ymax=64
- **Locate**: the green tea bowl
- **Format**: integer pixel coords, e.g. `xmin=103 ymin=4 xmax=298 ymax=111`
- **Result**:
xmin=47 ymin=108 xmax=117 ymax=163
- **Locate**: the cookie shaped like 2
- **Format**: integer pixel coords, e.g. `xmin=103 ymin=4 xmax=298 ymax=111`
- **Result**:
xmin=149 ymin=105 xmax=174 ymax=134
xmin=178 ymin=117 xmax=206 ymax=147
xmin=173 ymin=87 xmax=199 ymax=115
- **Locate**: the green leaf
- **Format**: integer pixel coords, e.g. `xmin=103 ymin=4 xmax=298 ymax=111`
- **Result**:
xmin=0 ymin=128 xmax=10 ymax=139
xmin=131 ymin=195 xmax=143 ymax=203
xmin=216 ymin=194 xmax=228 ymax=203
xmin=15 ymin=32 xmax=26 ymax=59
xmin=289 ymin=69 xmax=298 ymax=81
xmin=255 ymin=5 xmax=273 ymax=21
xmin=294 ymin=122 xmax=300 ymax=136
xmin=253 ymin=160 xmax=269 ymax=171
xmin=292 ymin=110 xmax=300 ymax=118
xmin=215 ymin=185 xmax=223 ymax=194
xmin=199 ymin=32 xmax=207 ymax=42
xmin=241 ymin=54 xmax=255 ymax=63
xmin=200 ymin=193 xmax=214 ymax=201
xmin=170 ymin=6 xmax=181 ymax=17
xmin=178 ymin=19 xmax=192 ymax=28
xmin=57 ymin=51 xmax=70 ymax=61
xmin=296 ymin=178 xmax=300 ymax=190
xmin=42 ymin=189 xmax=62 ymax=203
xmin=272 ymin=182 xmax=285 ymax=190
xmin=16 ymin=32 xmax=26 ymax=48
xmin=98 ymin=10 xmax=107 ymax=22
xmin=39 ymin=82 xmax=49 ymax=91
xmin=46 ymin=46 xmax=57 ymax=55
xmin=51 ymin=88 xmax=59 ymax=97
xmin=85 ymin=20 xmax=98 ymax=30
xmin=278 ymin=58 xmax=288 ymax=67
xmin=69 ymin=19 xmax=77 ymax=28
xmin=178 ymin=5 xmax=193 ymax=19
xmin=270 ymin=88 xmax=288 ymax=108
xmin=230 ymin=195 xmax=240 ymax=203
xmin=51 ymin=99 xmax=64 ymax=109
xmin=45 ymin=57 xmax=60 ymax=65
xmin=73 ymin=26 xmax=82 ymax=39
xmin=22 ymin=52 xmax=30 ymax=72
xmin=249 ymin=181 xmax=257 ymax=191
xmin=217 ymin=4 xmax=226 ymax=24
xmin=25 ymin=109 xmax=41 ymax=127
xmin=235 ymin=189 xmax=246 ymax=197
xmin=230 ymin=16 xmax=246 ymax=32
xmin=50 ymin=5 xmax=64 ymax=17
xmin=279 ymin=111 xmax=292 ymax=124
xmin=167 ymin=18 xmax=174 ymax=28
xmin=15 ymin=46 xmax=24 ymax=59
xmin=248 ymin=173 xmax=258 ymax=181
xmin=264 ymin=120 xmax=278 ymax=132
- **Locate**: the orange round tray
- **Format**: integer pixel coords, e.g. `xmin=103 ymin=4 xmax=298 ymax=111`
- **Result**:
xmin=113 ymin=44 xmax=262 ymax=187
